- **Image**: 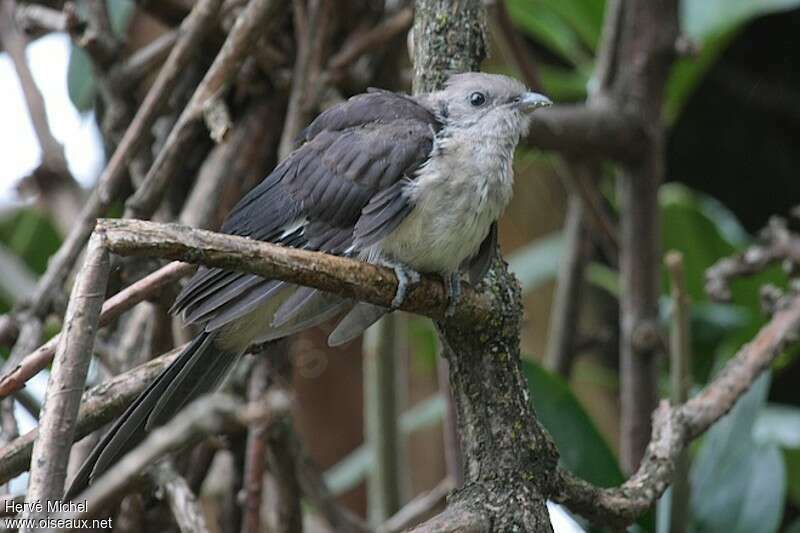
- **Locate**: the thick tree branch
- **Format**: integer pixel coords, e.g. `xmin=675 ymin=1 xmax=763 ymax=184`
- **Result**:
xmin=95 ymin=218 xmax=491 ymax=324
xmin=526 ymin=103 xmax=644 ymax=162
xmin=411 ymin=1 xmax=559 ymax=531
xmin=605 ymin=0 xmax=679 ymax=472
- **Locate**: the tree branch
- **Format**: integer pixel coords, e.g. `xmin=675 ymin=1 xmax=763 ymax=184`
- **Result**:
xmin=0 ymin=261 xmax=193 ymax=399
xmin=125 ymin=0 xmax=284 ymax=220
xmin=95 ymin=218 xmax=491 ymax=323
xmin=552 ymin=287 xmax=800 ymax=528
xmin=22 ymin=235 xmax=110 ymax=526
xmin=0 ymin=346 xmax=183 ymax=487
xmin=706 ymin=216 xmax=800 ymax=302
xmin=149 ymin=461 xmax=212 ymax=533
xmin=526 ymin=104 xmax=645 ymax=162
xmin=61 ymin=391 xmax=291 ymax=520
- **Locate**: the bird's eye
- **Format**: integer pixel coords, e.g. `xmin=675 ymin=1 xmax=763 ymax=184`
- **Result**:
xmin=469 ymin=92 xmax=486 ymax=107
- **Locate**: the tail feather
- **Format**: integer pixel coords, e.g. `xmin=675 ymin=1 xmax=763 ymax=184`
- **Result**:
xmin=328 ymin=303 xmax=388 ymax=346
xmin=65 ymin=332 xmax=240 ymax=500
xmin=147 ymin=335 xmax=240 ymax=429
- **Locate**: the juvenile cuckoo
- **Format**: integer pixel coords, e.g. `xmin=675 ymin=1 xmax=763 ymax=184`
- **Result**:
xmin=66 ymin=72 xmax=551 ymax=498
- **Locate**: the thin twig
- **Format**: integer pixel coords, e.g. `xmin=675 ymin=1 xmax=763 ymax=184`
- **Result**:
xmin=98 ymin=0 xmax=223 ymax=205
xmin=22 ymin=235 xmax=110 ymax=527
xmin=0 ymin=346 xmax=184 ymax=487
xmin=706 ymin=216 xmax=800 ymax=301
xmin=378 ymin=478 xmax=453 ymax=533
xmin=292 ymin=425 xmax=372 ymax=533
xmin=14 ymin=0 xmax=221 ymax=333
xmin=0 ymin=261 xmax=193 ymax=399
xmin=125 ymin=0 xmax=284 ymax=219
xmin=240 ymin=358 xmax=270 ymax=533
xmin=545 ymin=194 xmax=587 ymax=377
xmin=488 ymin=0 xmax=542 ymax=90
xmin=149 ymin=461 xmax=212 ymax=533
xmin=327 ymin=6 xmax=413 ymax=73
xmin=15 ymin=4 xmax=69 ymax=33
xmin=0 ymin=399 xmax=19 ymax=494
xmin=278 ymin=0 xmax=323 ymax=159
xmin=0 ymin=0 xmax=71 ymax=178
xmin=60 ymin=391 xmax=291 ymax=520
xmin=111 ymin=29 xmax=180 ymax=88
xmin=665 ymin=251 xmax=691 ymax=533
xmin=364 ymin=315 xmax=407 ymax=522
xmin=553 ymin=288 xmax=800 ymax=528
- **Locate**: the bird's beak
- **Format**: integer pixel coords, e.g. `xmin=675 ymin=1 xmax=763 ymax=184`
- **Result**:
xmin=517 ymin=92 xmax=552 ymax=113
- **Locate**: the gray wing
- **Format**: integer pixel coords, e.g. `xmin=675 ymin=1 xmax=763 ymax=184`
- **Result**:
xmin=171 ymin=91 xmax=439 ymax=337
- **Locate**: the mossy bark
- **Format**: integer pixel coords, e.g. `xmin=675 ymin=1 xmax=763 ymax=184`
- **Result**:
xmin=412 ymin=2 xmax=560 ymax=530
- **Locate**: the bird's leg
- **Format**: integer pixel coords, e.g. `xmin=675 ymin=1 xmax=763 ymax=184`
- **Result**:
xmin=444 ymin=272 xmax=462 ymax=317
xmin=380 ymin=259 xmax=421 ymax=309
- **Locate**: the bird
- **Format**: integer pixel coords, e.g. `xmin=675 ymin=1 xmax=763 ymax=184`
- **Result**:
xmin=65 ymin=72 xmax=551 ymax=499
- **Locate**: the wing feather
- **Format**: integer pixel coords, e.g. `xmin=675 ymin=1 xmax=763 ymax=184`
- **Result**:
xmin=173 ymin=91 xmax=439 ymax=335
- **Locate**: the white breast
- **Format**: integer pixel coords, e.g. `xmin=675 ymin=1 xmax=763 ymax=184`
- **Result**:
xmin=368 ymin=129 xmax=515 ymax=274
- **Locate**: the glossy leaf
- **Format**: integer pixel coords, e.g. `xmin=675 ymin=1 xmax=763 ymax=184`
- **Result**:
xmin=66 ymin=0 xmax=133 ymax=112
xmin=506 ymin=1 xmax=589 ymax=66
xmin=681 ymin=0 xmax=800 ymax=41
xmin=754 ymin=404 xmax=800 ymax=449
xmin=508 ymin=231 xmax=564 ymax=294
xmin=689 ymin=373 xmax=787 ymax=533
xmin=325 ymin=394 xmax=446 ymax=494
xmin=522 ymin=359 xmax=623 ymax=487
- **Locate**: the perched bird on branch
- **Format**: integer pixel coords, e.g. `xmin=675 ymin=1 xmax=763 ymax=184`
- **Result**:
xmin=65 ymin=72 xmax=551 ymax=498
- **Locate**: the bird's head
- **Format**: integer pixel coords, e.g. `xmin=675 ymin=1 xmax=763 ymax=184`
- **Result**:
xmin=431 ymin=72 xmax=551 ymax=139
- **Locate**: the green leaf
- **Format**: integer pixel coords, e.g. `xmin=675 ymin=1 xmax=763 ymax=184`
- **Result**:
xmin=668 ymin=0 xmax=800 ymax=121
xmin=0 ymin=209 xmax=62 ymax=275
xmin=785 ymin=448 xmax=800 ymax=507
xmin=538 ymin=64 xmax=590 ymax=101
xmin=665 ymin=27 xmax=739 ymax=124
xmin=67 ymin=0 xmax=134 ymax=112
xmin=67 ymin=45 xmax=95 ymax=112
xmin=681 ymin=0 xmax=800 ymax=41
xmin=324 ymin=394 xmax=446 ymax=494
xmin=660 ymin=183 xmax=738 ymax=300
xmin=409 ymin=316 xmax=438 ymax=373
xmin=508 ymin=231 xmax=564 ymax=294
xmin=690 ymin=373 xmax=787 ymax=533
xmin=585 ymin=261 xmax=619 ymax=297
xmin=522 ymin=359 xmax=623 ymax=487
xmin=505 ymin=0 xmax=590 ymax=66
xmin=754 ymin=404 xmax=800 ymax=449
xmin=542 ymin=0 xmax=605 ymax=52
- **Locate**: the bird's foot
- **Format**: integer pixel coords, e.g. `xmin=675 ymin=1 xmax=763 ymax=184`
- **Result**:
xmin=444 ymin=272 xmax=462 ymax=317
xmin=382 ymin=261 xmax=421 ymax=309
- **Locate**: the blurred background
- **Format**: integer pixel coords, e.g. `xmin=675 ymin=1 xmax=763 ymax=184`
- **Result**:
xmin=1 ymin=0 xmax=799 ymax=532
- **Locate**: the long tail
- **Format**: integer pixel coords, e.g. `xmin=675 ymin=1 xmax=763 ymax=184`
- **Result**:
xmin=65 ymin=331 xmax=240 ymax=500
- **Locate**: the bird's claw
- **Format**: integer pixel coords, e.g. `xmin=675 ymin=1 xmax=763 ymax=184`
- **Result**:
xmin=445 ymin=272 xmax=462 ymax=317
xmin=389 ymin=263 xmax=421 ymax=309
